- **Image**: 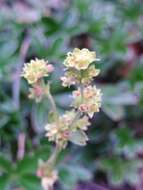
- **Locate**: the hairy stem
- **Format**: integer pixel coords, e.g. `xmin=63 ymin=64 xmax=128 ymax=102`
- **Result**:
xmin=45 ymin=81 xmax=84 ymax=179
xmin=46 ymin=84 xmax=61 ymax=168
xmin=47 ymin=144 xmax=61 ymax=169
xmin=47 ymin=84 xmax=58 ymax=116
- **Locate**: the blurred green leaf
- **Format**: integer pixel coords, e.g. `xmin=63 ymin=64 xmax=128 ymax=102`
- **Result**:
xmin=42 ymin=17 xmax=61 ymax=35
xmin=0 ymin=115 xmax=10 ymax=128
xmin=112 ymin=127 xmax=143 ymax=157
xmin=59 ymin=164 xmax=91 ymax=189
xmin=0 ymin=155 xmax=12 ymax=172
xmin=102 ymin=103 xmax=124 ymax=121
xmin=19 ymin=174 xmax=41 ymax=190
xmin=99 ymin=157 xmax=141 ymax=185
xmin=17 ymin=156 xmax=37 ymax=175
xmin=69 ymin=130 xmax=88 ymax=146
xmin=0 ymin=174 xmax=10 ymax=190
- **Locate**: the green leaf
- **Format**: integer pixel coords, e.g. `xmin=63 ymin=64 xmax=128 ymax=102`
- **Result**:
xmin=59 ymin=164 xmax=91 ymax=189
xmin=0 ymin=115 xmax=10 ymax=128
xmin=0 ymin=155 xmax=12 ymax=172
xmin=55 ymin=92 xmax=72 ymax=109
xmin=113 ymin=127 xmax=143 ymax=157
xmin=42 ymin=17 xmax=60 ymax=35
xmin=115 ymin=127 xmax=134 ymax=148
xmin=19 ymin=174 xmax=41 ymax=190
xmin=47 ymin=38 xmax=63 ymax=58
xmin=101 ymin=84 xmax=136 ymax=120
xmin=74 ymin=0 xmax=91 ymax=14
xmin=34 ymin=145 xmax=51 ymax=161
xmin=69 ymin=130 xmax=88 ymax=146
xmin=32 ymin=100 xmax=50 ymax=133
xmin=17 ymin=156 xmax=37 ymax=175
xmin=99 ymin=157 xmax=141 ymax=185
xmin=59 ymin=166 xmax=77 ymax=188
xmin=0 ymin=39 xmax=18 ymax=60
xmin=0 ymin=174 xmax=9 ymax=190
xmin=102 ymin=103 xmax=124 ymax=121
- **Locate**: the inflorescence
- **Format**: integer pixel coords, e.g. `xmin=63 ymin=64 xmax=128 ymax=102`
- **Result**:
xmin=22 ymin=48 xmax=102 ymax=190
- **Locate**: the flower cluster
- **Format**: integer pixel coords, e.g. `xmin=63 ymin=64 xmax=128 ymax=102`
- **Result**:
xmin=22 ymin=58 xmax=52 ymax=84
xmin=41 ymin=171 xmax=58 ymax=190
xmin=22 ymin=48 xmax=101 ymax=147
xmin=72 ymin=85 xmax=102 ymax=118
xmin=37 ymin=160 xmax=58 ymax=190
xmin=22 ymin=48 xmax=102 ymax=190
xmin=45 ymin=111 xmax=90 ymax=148
xmin=44 ymin=48 xmax=102 ymax=148
xmin=22 ymin=58 xmax=54 ymax=102
xmin=64 ymin=48 xmax=96 ymax=70
xmin=61 ymin=49 xmax=100 ymax=87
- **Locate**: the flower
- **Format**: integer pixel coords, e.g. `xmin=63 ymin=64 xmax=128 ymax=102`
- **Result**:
xmin=61 ymin=75 xmax=76 ymax=87
xmin=61 ymin=65 xmax=100 ymax=87
xmin=37 ymin=159 xmax=58 ymax=190
xmin=72 ymin=85 xmax=102 ymax=117
xmin=74 ymin=116 xmax=90 ymax=131
xmin=61 ymin=68 xmax=81 ymax=87
xmin=22 ymin=58 xmax=52 ymax=84
xmin=28 ymin=84 xmax=50 ymax=102
xmin=41 ymin=170 xmax=58 ymax=190
xmin=64 ymin=48 xmax=96 ymax=70
xmin=45 ymin=111 xmax=90 ymax=147
xmin=45 ymin=112 xmax=74 ymax=146
xmin=47 ymin=64 xmax=54 ymax=73
xmin=80 ymin=65 xmax=100 ymax=84
xmin=28 ymin=85 xmax=44 ymax=102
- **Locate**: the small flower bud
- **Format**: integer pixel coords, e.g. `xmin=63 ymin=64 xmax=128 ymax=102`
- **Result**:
xmin=28 ymin=85 xmax=44 ymax=102
xmin=41 ymin=170 xmax=58 ymax=190
xmin=79 ymin=104 xmax=89 ymax=112
xmin=47 ymin=64 xmax=54 ymax=73
xmin=36 ymin=167 xmax=44 ymax=178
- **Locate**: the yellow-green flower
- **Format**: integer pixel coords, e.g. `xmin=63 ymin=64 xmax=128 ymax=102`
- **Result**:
xmin=22 ymin=58 xmax=49 ymax=84
xmin=61 ymin=65 xmax=100 ymax=87
xmin=72 ymin=85 xmax=102 ymax=117
xmin=61 ymin=75 xmax=76 ymax=87
xmin=64 ymin=48 xmax=96 ymax=70
xmin=45 ymin=111 xmax=90 ymax=147
xmin=81 ymin=65 xmax=100 ymax=84
xmin=45 ymin=111 xmax=75 ymax=146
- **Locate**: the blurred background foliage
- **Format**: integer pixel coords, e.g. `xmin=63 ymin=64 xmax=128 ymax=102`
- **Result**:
xmin=0 ymin=0 xmax=143 ymax=190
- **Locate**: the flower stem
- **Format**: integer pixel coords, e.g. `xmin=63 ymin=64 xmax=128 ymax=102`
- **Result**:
xmin=46 ymin=83 xmax=61 ymax=169
xmin=47 ymin=144 xmax=61 ymax=169
xmin=47 ymin=91 xmax=58 ymax=115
